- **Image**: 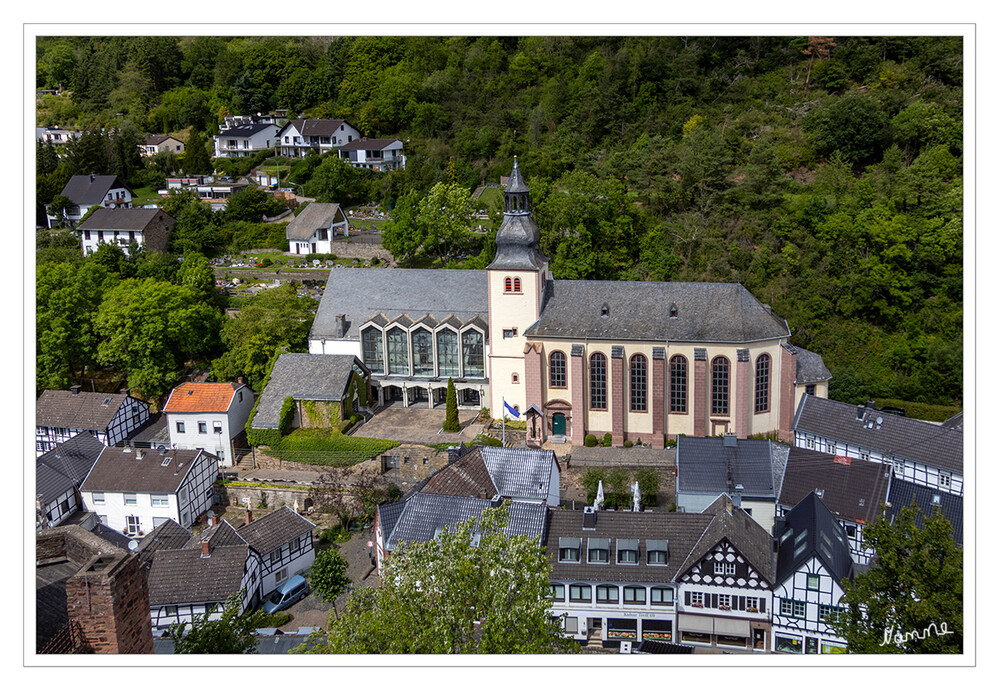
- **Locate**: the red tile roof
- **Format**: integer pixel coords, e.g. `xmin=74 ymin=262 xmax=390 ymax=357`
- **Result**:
xmin=164 ymin=383 xmax=242 ymax=413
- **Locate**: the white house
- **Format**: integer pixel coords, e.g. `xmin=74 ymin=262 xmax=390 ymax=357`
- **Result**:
xmin=46 ymin=174 xmax=133 ymax=228
xmin=77 ymin=207 xmax=176 ymax=257
xmin=35 ymin=433 xmax=107 ymax=529
xmin=79 ymin=446 xmax=218 ymax=537
xmin=284 ymin=202 xmax=349 ymax=255
xmin=792 ymin=396 xmax=963 ymax=497
xmin=36 ymin=387 xmax=150 ymax=456
xmin=771 ymin=492 xmax=854 ymax=654
xmin=140 ymin=134 xmax=185 ymax=157
xmin=163 ymin=382 xmax=255 ymax=467
xmin=337 ymin=137 xmax=406 ymax=171
xmin=213 ymin=122 xmax=280 ymax=158
xmin=276 ymin=118 xmax=361 ymax=157
xmin=236 ymin=506 xmax=317 ymax=597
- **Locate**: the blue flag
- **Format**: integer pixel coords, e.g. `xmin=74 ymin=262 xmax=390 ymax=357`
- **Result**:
xmin=503 ymin=400 xmax=521 ymax=419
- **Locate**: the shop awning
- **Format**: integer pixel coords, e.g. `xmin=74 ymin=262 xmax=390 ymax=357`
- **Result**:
xmin=714 ymin=617 xmax=751 ymax=637
xmin=677 ymin=614 xmax=714 ymax=634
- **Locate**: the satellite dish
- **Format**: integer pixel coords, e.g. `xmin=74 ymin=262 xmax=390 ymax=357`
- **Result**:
xmin=127 ymin=539 xmax=139 ymax=552
xmin=876 ymin=417 xmax=884 ymax=425
xmin=158 ymin=444 xmax=166 ymax=452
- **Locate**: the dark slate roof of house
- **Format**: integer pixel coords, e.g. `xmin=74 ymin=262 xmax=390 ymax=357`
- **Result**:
xmin=219 ymin=122 xmax=278 ymax=137
xmin=775 ymin=492 xmax=855 ymax=586
xmin=281 ymin=118 xmax=349 ymax=137
xmin=36 ymin=433 xmax=106 ymax=506
xmin=677 ymin=494 xmax=776 ymax=584
xmin=80 ymin=447 xmax=205 ymax=494
xmin=524 ymin=281 xmax=790 ymax=342
xmin=36 ymin=390 xmax=143 ymax=431
xmin=145 ymin=134 xmax=178 ymax=146
xmin=478 ymin=446 xmax=557 ymax=501
xmin=237 ymin=507 xmax=316 ymax=556
xmin=376 ymin=501 xmax=407 ymax=540
xmin=794 ymin=346 xmax=833 ymax=383
xmin=147 ymin=544 xmax=249 ymax=606
xmin=137 ymin=519 xmax=192 ymax=565
xmin=676 ymin=436 xmax=778 ymax=499
xmin=285 ymin=202 xmax=345 ymax=241
xmin=792 ymin=395 xmax=963 ymax=473
xmin=77 ymin=207 xmax=175 ymax=231
xmin=311 ymin=268 xmax=488 ymax=341
xmin=383 ymin=493 xmax=547 ymax=552
xmin=941 ymin=411 xmax=964 ymax=431
xmin=90 ymin=523 xmax=134 ymax=550
xmin=545 ymin=509 xmax=714 ymax=583
xmin=252 ymin=353 xmax=362 ymax=428
xmin=422 ymin=450 xmax=497 ymax=498
xmin=59 ymin=175 xmax=132 ymax=205
xmin=337 ymin=137 xmax=401 ymax=151
xmin=183 ymin=520 xmax=247 ymax=550
xmin=778 ymin=447 xmax=891 ymax=524
xmin=887 ymin=478 xmax=963 ymax=545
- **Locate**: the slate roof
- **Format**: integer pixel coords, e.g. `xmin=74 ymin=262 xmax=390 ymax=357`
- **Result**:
xmin=237 ymin=507 xmax=316 ymax=556
xmin=794 ymin=346 xmax=833 ymax=383
xmin=524 ymin=281 xmax=790 ymax=343
xmin=36 ymin=433 xmax=106 ymax=507
xmin=478 ymin=446 xmax=557 ymax=500
xmin=136 ymin=519 xmax=192 ymax=565
xmin=487 ymin=212 xmax=548 ymax=271
xmin=421 ymin=450 xmax=497 ymax=498
xmin=337 ymin=137 xmax=401 ymax=151
xmin=547 ymin=508 xmax=716 ymax=583
xmin=311 ymin=268 xmax=488 ymax=341
xmin=285 ymin=202 xmax=345 ymax=241
xmin=147 ymin=544 xmax=249 ymax=606
xmin=164 ymin=382 xmax=243 ymax=413
xmin=252 ymin=353 xmax=362 ymax=428
xmin=382 ymin=493 xmax=547 ymax=552
xmin=145 ymin=134 xmax=179 ymax=146
xmin=774 ymin=492 xmax=855 ymax=586
xmin=36 ymin=390 xmax=143 ymax=431
xmin=77 ymin=207 xmax=175 ymax=232
xmin=778 ymin=447 xmax=891 ymax=524
xmin=90 ymin=523 xmax=134 ymax=550
xmin=792 ymin=396 xmax=963 ymax=473
xmin=677 ymin=494 xmax=776 ymax=584
xmin=80 ymin=447 xmax=205 ymax=494
xmin=219 ymin=122 xmax=277 ymax=138
xmin=59 ymin=175 xmax=132 ymax=206
xmin=183 ymin=520 xmax=246 ymax=549
xmin=887 ymin=478 xmax=963 ymax=545
xmin=281 ymin=118 xmax=349 ymax=138
xmin=676 ymin=436 xmax=778 ymax=499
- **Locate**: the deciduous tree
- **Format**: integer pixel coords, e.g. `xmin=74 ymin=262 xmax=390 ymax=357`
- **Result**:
xmin=297 ymin=505 xmax=576 ymax=654
xmin=170 ymin=592 xmax=266 ymax=654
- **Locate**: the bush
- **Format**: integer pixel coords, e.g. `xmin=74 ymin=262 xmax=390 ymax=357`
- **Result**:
xmin=472 ymin=433 xmax=502 ymax=447
xmin=584 ymin=434 xmax=597 ymax=447
xmin=278 ymin=396 xmax=296 ymax=436
xmin=387 ymin=483 xmax=403 ymax=501
xmin=623 ymin=440 xmax=633 ymax=448
xmin=601 ymin=433 xmax=612 ymax=447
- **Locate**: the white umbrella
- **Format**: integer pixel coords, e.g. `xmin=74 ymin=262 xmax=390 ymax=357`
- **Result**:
xmin=631 ymin=481 xmax=641 ymax=512
xmin=595 ymin=480 xmax=604 ymax=510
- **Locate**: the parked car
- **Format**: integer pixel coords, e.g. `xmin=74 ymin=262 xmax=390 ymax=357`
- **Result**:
xmin=262 ymin=575 xmax=309 ymax=614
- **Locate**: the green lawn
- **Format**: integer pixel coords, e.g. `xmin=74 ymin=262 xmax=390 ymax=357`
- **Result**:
xmin=264 ymin=428 xmax=400 ymax=466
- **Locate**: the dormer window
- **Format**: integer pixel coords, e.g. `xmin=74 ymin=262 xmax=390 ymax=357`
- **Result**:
xmin=616 ymin=539 xmax=639 ymax=564
xmin=647 ymin=539 xmax=669 ymax=565
xmin=558 ymin=537 xmax=581 ymax=563
xmin=669 ymin=303 xmax=678 ymax=319
xmin=600 ymin=303 xmax=609 ymax=317
xmin=587 ymin=538 xmax=610 ymax=564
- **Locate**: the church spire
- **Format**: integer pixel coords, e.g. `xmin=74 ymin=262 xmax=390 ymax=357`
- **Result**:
xmin=504 ymin=156 xmax=530 ymax=214
xmin=488 ymin=158 xmax=547 ymax=271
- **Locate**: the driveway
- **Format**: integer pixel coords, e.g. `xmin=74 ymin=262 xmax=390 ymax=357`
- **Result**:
xmin=352 ymin=405 xmax=485 ymax=445
xmin=278 ymin=527 xmax=381 ymax=634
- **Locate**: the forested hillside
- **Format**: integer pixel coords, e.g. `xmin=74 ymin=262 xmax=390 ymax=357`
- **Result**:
xmin=35 ymin=35 xmax=963 ymax=408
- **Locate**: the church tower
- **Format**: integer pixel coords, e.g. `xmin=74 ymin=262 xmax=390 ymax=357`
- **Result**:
xmin=487 ymin=158 xmax=550 ymax=421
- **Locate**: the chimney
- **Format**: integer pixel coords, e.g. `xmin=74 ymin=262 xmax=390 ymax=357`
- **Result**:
xmin=856 ymin=406 xmax=865 ymax=420
xmin=237 ymin=376 xmax=245 ymax=385
xmin=867 ymin=400 xmax=876 ymax=409
xmin=201 ymin=539 xmax=211 ymax=558
xmin=135 ymin=448 xmax=144 ymax=460
xmin=70 ymin=384 xmax=81 ymax=395
xmin=208 ymin=514 xmax=219 ymax=527
xmin=335 ymin=314 xmax=346 ymax=338
xmin=89 ymin=173 xmax=95 ymax=183
xmin=733 ymin=484 xmax=744 ymax=508
xmin=583 ymin=506 xmax=597 ymax=530
xmin=245 ymin=508 xmax=252 ymax=526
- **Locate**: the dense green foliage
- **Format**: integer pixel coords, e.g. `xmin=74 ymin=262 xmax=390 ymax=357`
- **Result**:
xmin=297 ymin=505 xmax=576 ymax=654
xmin=309 ymin=546 xmax=351 ymax=607
xmin=36 ymin=35 xmax=964 ymax=408
xmin=833 ymin=504 xmax=962 ymax=653
xmin=443 ymin=377 xmax=459 ymax=432
xmin=169 ymin=592 xmax=266 ymax=654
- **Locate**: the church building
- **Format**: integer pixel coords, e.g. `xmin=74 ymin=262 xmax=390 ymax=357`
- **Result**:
xmin=309 ymin=160 xmax=830 ymax=448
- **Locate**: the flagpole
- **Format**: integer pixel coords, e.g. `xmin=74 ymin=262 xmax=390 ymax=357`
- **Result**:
xmin=502 ymin=398 xmax=506 ymax=447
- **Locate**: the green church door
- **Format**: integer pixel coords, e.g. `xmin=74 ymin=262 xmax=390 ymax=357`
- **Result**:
xmin=552 ymin=413 xmax=566 ymax=436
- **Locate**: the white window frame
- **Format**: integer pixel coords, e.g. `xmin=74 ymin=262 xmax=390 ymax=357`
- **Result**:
xmin=176 ymin=421 xmax=185 ymax=433
xmin=151 ymin=494 xmax=169 ymax=507
xmin=714 ymin=561 xmax=736 ymax=575
xmin=124 ymin=493 xmax=137 ymax=506
xmin=806 ymin=574 xmax=821 ymax=591
xmin=939 ymin=472 xmax=952 ymax=489
xmin=275 ymin=567 xmax=288 ymax=583
xmin=92 ymin=492 xmax=105 ymax=505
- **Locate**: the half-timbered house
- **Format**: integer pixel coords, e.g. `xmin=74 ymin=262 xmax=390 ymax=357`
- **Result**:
xmin=35 ymin=433 xmax=106 ymax=529
xmin=236 ymin=506 xmax=317 ymax=596
xmin=673 ymin=494 xmax=775 ymax=652
xmin=771 ymin=492 xmax=854 ymax=654
xmin=36 ymin=388 xmax=149 ymax=456
xmin=792 ymin=396 xmax=963 ymax=496
xmin=79 ymin=446 xmax=217 ymax=537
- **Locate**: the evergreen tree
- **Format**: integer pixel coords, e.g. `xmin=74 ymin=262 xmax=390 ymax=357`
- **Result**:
xmin=443 ymin=377 xmax=459 ymax=432
xmin=183 ymin=129 xmax=213 ymax=174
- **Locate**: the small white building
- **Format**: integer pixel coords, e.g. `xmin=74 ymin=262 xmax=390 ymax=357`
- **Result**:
xmin=337 ymin=137 xmax=406 ymax=171
xmin=46 ymin=174 xmax=133 ymax=228
xmin=213 ymin=122 xmax=280 ymax=158
xmin=164 ymin=382 xmax=255 ymax=467
xmin=77 ymin=207 xmax=176 ymax=257
xmin=140 ymin=134 xmax=185 ymax=157
xmin=79 ymin=446 xmax=218 ymax=537
xmin=284 ymin=202 xmax=349 ymax=255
